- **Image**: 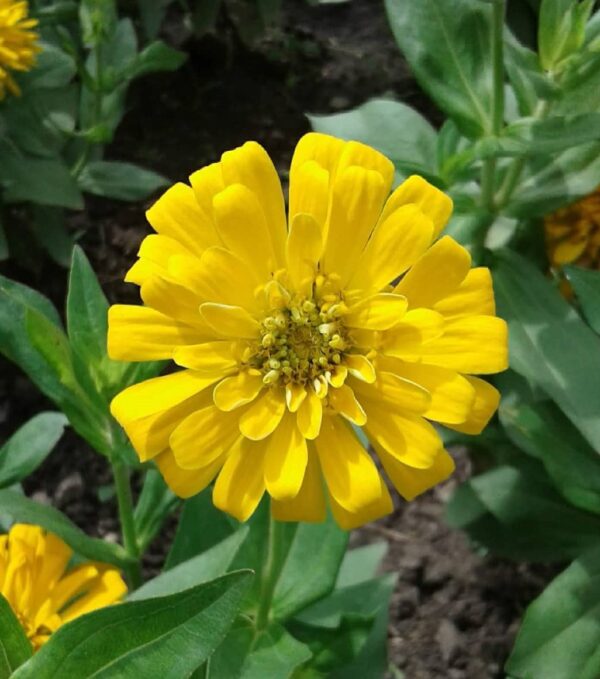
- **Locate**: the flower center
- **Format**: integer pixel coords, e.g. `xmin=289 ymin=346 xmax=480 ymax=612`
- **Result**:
xmin=250 ymin=292 xmax=350 ymax=388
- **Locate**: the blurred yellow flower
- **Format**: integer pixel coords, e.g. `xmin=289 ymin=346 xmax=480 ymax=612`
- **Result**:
xmin=545 ymin=188 xmax=600 ymax=270
xmin=0 ymin=0 xmax=40 ymax=100
xmin=0 ymin=524 xmax=126 ymax=649
xmin=109 ymin=133 xmax=508 ymax=529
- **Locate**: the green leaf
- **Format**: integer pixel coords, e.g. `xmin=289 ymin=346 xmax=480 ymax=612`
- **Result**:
xmin=493 ymin=249 xmax=600 ymax=450
xmin=133 ymin=468 xmax=179 ymax=553
xmin=30 ymin=206 xmax=74 ymax=268
xmin=136 ymin=0 xmax=176 ymax=39
xmin=564 ymin=265 xmax=600 ymax=334
xmin=67 ymin=246 xmax=109 ymax=372
xmin=335 ymin=542 xmax=388 ymax=589
xmin=384 ymin=0 xmax=493 ymax=137
xmin=308 ymin=99 xmax=438 ymax=179
xmin=12 ymin=571 xmax=253 ymax=679
xmin=0 ymin=215 xmax=8 ymax=261
xmin=18 ymin=42 xmax=76 ymax=89
xmin=0 ymin=595 xmax=32 ymax=678
xmin=507 ymin=143 xmax=600 ymax=217
xmin=77 ymin=161 xmax=168 ymax=201
xmin=500 ymin=113 xmax=600 ymax=156
xmin=128 ymin=41 xmax=187 ymax=79
xmin=447 ymin=464 xmax=600 ymax=561
xmin=538 ymin=0 xmax=593 ymax=70
xmin=0 ymin=412 xmax=67 ymax=489
xmin=0 ymin=489 xmax=132 ymax=567
xmin=130 ymin=528 xmax=248 ymax=601
xmin=506 ymin=545 xmax=600 ymax=679
xmin=0 ymin=146 xmax=83 ymax=210
xmin=271 ymin=515 xmax=349 ymax=621
xmin=165 ymin=488 xmax=235 ymax=569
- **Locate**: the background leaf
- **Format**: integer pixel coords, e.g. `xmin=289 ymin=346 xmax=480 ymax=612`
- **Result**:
xmin=564 ymin=265 xmax=600 ymax=334
xmin=384 ymin=0 xmax=493 ymax=136
xmin=506 ymin=546 xmax=600 ymax=679
xmin=77 ymin=161 xmax=168 ymax=200
xmin=13 ymin=571 xmax=252 ymax=679
xmin=0 ymin=412 xmax=67 ymax=489
xmin=0 ymin=595 xmax=32 ymax=679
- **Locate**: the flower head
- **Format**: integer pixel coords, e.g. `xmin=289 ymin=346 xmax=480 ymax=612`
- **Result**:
xmin=545 ymin=187 xmax=600 ymax=270
xmin=109 ymin=133 xmax=508 ymax=529
xmin=0 ymin=524 xmax=126 ymax=649
xmin=0 ymin=1 xmax=40 ymax=100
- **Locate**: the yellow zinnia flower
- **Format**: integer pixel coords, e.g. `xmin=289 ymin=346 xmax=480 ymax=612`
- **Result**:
xmin=545 ymin=187 xmax=600 ymax=270
xmin=0 ymin=524 xmax=126 ymax=649
xmin=108 ymin=133 xmax=508 ymax=529
xmin=0 ymin=0 xmax=40 ymax=100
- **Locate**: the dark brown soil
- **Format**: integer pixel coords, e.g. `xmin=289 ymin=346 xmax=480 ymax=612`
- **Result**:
xmin=0 ymin=1 xmax=556 ymax=677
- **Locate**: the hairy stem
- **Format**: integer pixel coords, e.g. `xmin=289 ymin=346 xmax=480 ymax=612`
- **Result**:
xmin=255 ymin=511 xmax=284 ymax=631
xmin=112 ymin=460 xmax=142 ymax=589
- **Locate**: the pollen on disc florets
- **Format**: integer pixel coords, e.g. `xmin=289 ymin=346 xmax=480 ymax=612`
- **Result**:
xmin=250 ymin=287 xmax=350 ymax=390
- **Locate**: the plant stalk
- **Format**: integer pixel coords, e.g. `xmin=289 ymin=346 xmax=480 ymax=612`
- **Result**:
xmin=112 ymin=460 xmax=142 ymax=589
xmin=480 ymin=0 xmax=506 ymax=212
xmin=255 ymin=511 xmax=284 ymax=631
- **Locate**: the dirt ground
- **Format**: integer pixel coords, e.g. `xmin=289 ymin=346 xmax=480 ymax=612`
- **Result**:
xmin=0 ymin=1 xmax=557 ymax=677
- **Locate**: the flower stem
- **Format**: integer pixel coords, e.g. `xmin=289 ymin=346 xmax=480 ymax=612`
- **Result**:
xmin=112 ymin=460 xmax=142 ymax=589
xmin=480 ymin=0 xmax=506 ymax=212
xmin=255 ymin=510 xmax=284 ymax=631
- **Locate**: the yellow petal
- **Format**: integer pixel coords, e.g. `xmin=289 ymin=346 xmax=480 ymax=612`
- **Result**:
xmin=315 ymin=416 xmax=382 ymax=512
xmin=140 ymin=276 xmax=210 ymax=329
xmin=264 ymin=413 xmax=308 ymax=500
xmin=384 ymin=359 xmax=476 ymax=424
xmin=119 ymin=390 xmax=212 ymax=462
xmin=146 ymin=183 xmax=219 ymax=256
xmin=417 ymin=315 xmax=508 ymax=374
xmin=286 ymin=383 xmax=307 ymax=412
xmin=173 ymin=341 xmax=239 ymax=373
xmin=351 ymin=204 xmax=434 ymax=293
xmin=375 ymin=443 xmax=455 ymax=501
xmin=189 ymin=162 xmax=225 ymax=220
xmin=170 ymin=248 xmax=261 ymax=313
xmin=170 ymin=406 xmax=240 ymax=469
xmin=554 ymin=237 xmax=588 ymax=264
xmin=61 ymin=568 xmax=126 ymax=623
xmin=213 ymin=184 xmax=278 ymax=279
xmin=286 ymin=213 xmax=323 ymax=291
xmin=327 ymin=384 xmax=367 ymax=425
xmin=321 ymin=166 xmax=388 ymax=285
xmin=111 ymin=370 xmax=221 ymax=422
xmin=345 ymin=293 xmax=408 ymax=330
xmin=328 ymin=475 xmax=393 ymax=530
xmin=288 ymin=159 xmax=330 ymax=227
xmin=336 ymin=140 xmax=394 ymax=188
xmin=344 ymin=353 xmax=376 ymax=383
xmin=364 ymin=407 xmax=442 ymax=469
xmin=108 ymin=305 xmax=205 ymax=361
xmin=395 ymin=236 xmax=471 ymax=308
xmin=443 ymin=376 xmax=500 ymax=435
xmin=296 ymin=388 xmax=323 ymax=439
xmin=352 ymin=371 xmax=431 ymax=415
xmin=380 ymin=309 xmax=445 ymax=358
xmin=380 ymin=174 xmax=453 ymax=238
xmin=434 ymin=267 xmax=496 ymax=320
xmin=221 ymin=141 xmax=287 ymax=265
xmin=200 ymin=303 xmax=259 ymax=339
xmin=290 ymin=133 xmax=345 ymax=181
xmin=271 ymin=443 xmax=326 ymax=523
xmin=156 ymin=448 xmax=224 ymax=499
xmin=239 ymin=388 xmax=286 ymax=440
xmin=213 ymin=438 xmax=266 ymax=522
xmin=213 ymin=371 xmax=264 ymax=411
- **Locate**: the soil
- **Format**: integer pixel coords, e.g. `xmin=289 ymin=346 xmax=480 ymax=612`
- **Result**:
xmin=0 ymin=1 xmax=557 ymax=677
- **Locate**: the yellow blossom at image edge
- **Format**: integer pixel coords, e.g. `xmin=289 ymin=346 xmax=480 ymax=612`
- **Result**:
xmin=0 ymin=0 xmax=40 ymax=100
xmin=108 ymin=132 xmax=509 ymax=530
xmin=0 ymin=524 xmax=126 ymax=649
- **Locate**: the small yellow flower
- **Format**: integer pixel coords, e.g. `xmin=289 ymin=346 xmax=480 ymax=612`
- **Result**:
xmin=0 ymin=524 xmax=126 ymax=649
xmin=108 ymin=133 xmax=508 ymax=529
xmin=545 ymin=187 xmax=600 ymax=270
xmin=0 ymin=0 xmax=40 ymax=100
